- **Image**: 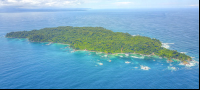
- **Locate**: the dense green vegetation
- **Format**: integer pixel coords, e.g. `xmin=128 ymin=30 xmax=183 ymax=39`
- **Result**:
xmin=6 ymin=26 xmax=192 ymax=61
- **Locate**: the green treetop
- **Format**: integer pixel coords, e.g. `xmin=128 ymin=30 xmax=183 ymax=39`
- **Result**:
xmin=6 ymin=26 xmax=192 ymax=61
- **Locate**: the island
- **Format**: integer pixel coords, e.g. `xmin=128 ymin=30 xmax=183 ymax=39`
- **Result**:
xmin=6 ymin=26 xmax=192 ymax=63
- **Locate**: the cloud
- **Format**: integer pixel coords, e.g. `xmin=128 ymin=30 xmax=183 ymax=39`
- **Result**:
xmin=0 ymin=0 xmax=84 ymax=8
xmin=20 ymin=0 xmax=40 ymax=5
xmin=189 ymin=4 xmax=199 ymax=7
xmin=113 ymin=2 xmax=132 ymax=6
xmin=7 ymin=0 xmax=17 ymax=3
xmin=0 ymin=0 xmax=199 ymax=9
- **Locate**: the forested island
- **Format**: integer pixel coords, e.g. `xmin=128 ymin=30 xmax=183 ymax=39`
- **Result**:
xmin=6 ymin=26 xmax=192 ymax=62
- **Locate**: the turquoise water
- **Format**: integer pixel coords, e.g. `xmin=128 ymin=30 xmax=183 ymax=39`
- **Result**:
xmin=0 ymin=8 xmax=199 ymax=89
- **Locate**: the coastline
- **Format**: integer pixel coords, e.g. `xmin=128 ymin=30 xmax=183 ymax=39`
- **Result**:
xmin=75 ymin=48 xmax=195 ymax=65
xmin=58 ymin=43 xmax=193 ymax=64
xmin=6 ymin=37 xmax=194 ymax=65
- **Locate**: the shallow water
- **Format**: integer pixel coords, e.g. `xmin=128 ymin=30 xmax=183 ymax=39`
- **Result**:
xmin=0 ymin=8 xmax=199 ymax=89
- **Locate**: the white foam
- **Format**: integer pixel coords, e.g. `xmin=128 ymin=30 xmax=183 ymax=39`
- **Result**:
xmin=132 ymin=34 xmax=139 ymax=37
xmin=131 ymin=56 xmax=139 ymax=58
xmin=180 ymin=52 xmax=187 ymax=54
xmin=98 ymin=62 xmax=103 ymax=65
xmin=186 ymin=60 xmax=199 ymax=67
xmin=119 ymin=56 xmax=123 ymax=57
xmin=108 ymin=60 xmax=112 ymax=62
xmin=179 ymin=63 xmax=185 ymax=66
xmin=125 ymin=54 xmax=129 ymax=57
xmin=46 ymin=42 xmax=52 ymax=45
xmin=131 ymin=56 xmax=144 ymax=59
xmin=161 ymin=43 xmax=170 ymax=49
xmin=125 ymin=61 xmax=131 ymax=64
xmin=139 ymin=56 xmax=145 ymax=59
xmin=104 ymin=55 xmax=107 ymax=57
xmin=140 ymin=65 xmax=151 ymax=70
xmin=96 ymin=52 xmax=102 ymax=54
xmin=179 ymin=60 xmax=199 ymax=67
xmin=167 ymin=60 xmax=171 ymax=63
xmin=71 ymin=51 xmax=75 ymax=53
xmin=166 ymin=43 xmax=174 ymax=44
xmin=168 ymin=66 xmax=177 ymax=71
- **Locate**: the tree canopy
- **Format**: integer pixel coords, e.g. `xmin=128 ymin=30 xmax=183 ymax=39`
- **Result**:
xmin=6 ymin=26 xmax=192 ymax=61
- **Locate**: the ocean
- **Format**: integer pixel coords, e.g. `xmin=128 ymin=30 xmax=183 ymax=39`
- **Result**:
xmin=0 ymin=8 xmax=199 ymax=89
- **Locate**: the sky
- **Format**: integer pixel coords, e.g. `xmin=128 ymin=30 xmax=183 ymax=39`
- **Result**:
xmin=0 ymin=0 xmax=199 ymax=9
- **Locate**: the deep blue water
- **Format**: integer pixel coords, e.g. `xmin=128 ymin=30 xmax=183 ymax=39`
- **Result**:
xmin=0 ymin=8 xmax=199 ymax=89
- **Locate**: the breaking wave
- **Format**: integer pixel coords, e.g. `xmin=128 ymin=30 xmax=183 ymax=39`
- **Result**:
xmin=161 ymin=43 xmax=174 ymax=49
xmin=140 ymin=65 xmax=151 ymax=70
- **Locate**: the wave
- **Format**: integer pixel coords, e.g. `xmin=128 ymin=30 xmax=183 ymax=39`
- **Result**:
xmin=168 ymin=66 xmax=177 ymax=71
xmin=107 ymin=60 xmax=112 ymax=62
xmin=46 ymin=42 xmax=52 ymax=45
xmin=70 ymin=50 xmax=75 ymax=53
xmin=97 ymin=62 xmax=103 ymax=65
xmin=132 ymin=34 xmax=139 ymax=37
xmin=125 ymin=61 xmax=131 ymax=64
xmin=180 ymin=52 xmax=187 ymax=54
xmin=96 ymin=52 xmax=102 ymax=54
xmin=131 ymin=56 xmax=139 ymax=58
xmin=161 ymin=43 xmax=174 ymax=49
xmin=162 ymin=43 xmax=174 ymax=44
xmin=140 ymin=65 xmax=151 ymax=70
xmin=131 ymin=56 xmax=144 ymax=59
xmin=119 ymin=55 xmax=123 ymax=57
xmin=161 ymin=43 xmax=170 ymax=49
xmin=179 ymin=60 xmax=199 ymax=67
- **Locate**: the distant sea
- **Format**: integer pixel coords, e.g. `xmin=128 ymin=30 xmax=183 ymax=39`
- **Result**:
xmin=0 ymin=8 xmax=199 ymax=89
